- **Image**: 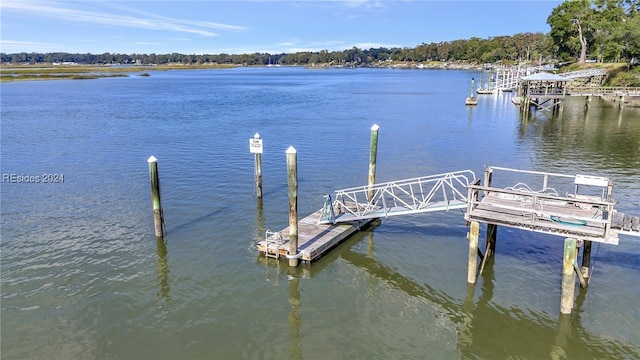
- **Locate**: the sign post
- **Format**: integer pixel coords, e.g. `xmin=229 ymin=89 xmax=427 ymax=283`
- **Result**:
xmin=250 ymin=133 xmax=263 ymax=197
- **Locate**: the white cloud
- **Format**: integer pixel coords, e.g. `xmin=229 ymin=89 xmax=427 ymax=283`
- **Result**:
xmin=0 ymin=40 xmax=60 ymax=52
xmin=0 ymin=0 xmax=246 ymax=38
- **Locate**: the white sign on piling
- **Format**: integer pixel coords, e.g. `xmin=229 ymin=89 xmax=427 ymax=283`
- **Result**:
xmin=249 ymin=133 xmax=263 ymax=154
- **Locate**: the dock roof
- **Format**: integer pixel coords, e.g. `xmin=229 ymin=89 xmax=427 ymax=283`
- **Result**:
xmin=521 ymin=72 xmax=570 ymax=81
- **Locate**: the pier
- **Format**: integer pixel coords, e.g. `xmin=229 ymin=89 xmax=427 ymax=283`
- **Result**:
xmin=256 ymin=145 xmax=639 ymax=313
xmin=474 ymin=65 xmax=640 ymax=112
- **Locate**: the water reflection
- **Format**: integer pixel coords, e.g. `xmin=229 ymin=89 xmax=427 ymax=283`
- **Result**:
xmin=287 ymin=269 xmax=303 ymax=360
xmin=339 ymin=240 xmax=639 ymax=358
xmin=156 ymin=236 xmax=171 ymax=302
xmin=521 ymin=97 xmax=640 ymax=177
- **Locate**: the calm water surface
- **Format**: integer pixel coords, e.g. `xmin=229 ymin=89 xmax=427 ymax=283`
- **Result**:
xmin=2 ymin=67 xmax=639 ymax=359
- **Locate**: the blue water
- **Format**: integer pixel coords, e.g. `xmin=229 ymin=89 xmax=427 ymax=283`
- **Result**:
xmin=2 ymin=67 xmax=639 ymax=359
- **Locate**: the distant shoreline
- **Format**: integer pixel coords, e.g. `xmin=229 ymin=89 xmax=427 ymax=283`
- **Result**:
xmin=0 ymin=61 xmax=484 ymax=82
xmin=2 ymin=63 xmax=637 ymax=109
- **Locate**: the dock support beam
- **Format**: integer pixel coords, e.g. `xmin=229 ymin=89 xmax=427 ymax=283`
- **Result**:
xmin=147 ymin=156 xmax=165 ymax=237
xmin=561 ymin=238 xmax=577 ymax=314
xmin=367 ymin=124 xmax=379 ymax=202
xmin=286 ymin=146 xmax=299 ymax=267
xmin=467 ymin=221 xmax=480 ymax=284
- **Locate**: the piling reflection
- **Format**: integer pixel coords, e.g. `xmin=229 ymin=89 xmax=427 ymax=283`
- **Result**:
xmin=253 ymin=214 xmax=638 ymax=357
xmin=366 ymin=232 xmax=375 ymax=259
xmin=287 ymin=269 xmax=303 ymax=360
xmin=156 ymin=236 xmax=171 ymax=302
xmin=340 ymin=245 xmax=639 ymax=358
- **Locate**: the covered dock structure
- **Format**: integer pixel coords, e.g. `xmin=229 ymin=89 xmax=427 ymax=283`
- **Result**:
xmin=516 ymin=72 xmax=570 ymax=113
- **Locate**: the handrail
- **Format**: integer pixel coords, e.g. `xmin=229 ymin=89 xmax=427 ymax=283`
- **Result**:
xmin=320 ymin=170 xmax=476 ymax=224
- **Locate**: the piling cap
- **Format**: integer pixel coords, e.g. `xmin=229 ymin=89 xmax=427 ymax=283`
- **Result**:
xmin=371 ymin=124 xmax=379 ymax=131
xmin=286 ymin=146 xmax=297 ymax=154
xmin=254 ymin=133 xmax=260 ymax=139
xmin=147 ymin=155 xmax=158 ymax=163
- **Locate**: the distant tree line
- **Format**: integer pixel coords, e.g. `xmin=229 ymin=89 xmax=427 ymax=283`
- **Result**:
xmin=0 ymin=32 xmax=553 ymax=66
xmin=1 ymin=1 xmax=637 ymax=67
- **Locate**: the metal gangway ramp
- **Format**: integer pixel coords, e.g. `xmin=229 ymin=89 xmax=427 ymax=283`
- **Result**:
xmin=318 ymin=170 xmax=477 ymax=224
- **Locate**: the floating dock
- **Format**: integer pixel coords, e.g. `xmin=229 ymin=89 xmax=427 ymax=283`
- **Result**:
xmin=257 ymin=208 xmax=376 ymax=263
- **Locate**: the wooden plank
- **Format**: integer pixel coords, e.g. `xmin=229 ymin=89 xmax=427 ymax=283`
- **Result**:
xmin=257 ymin=209 xmax=375 ymax=263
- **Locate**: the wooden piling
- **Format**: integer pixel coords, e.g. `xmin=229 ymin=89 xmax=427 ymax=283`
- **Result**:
xmin=580 ymin=240 xmax=592 ymax=282
xmin=479 ymin=223 xmax=497 ymax=275
xmin=560 ymin=238 xmax=577 ymax=314
xmin=147 ymin=156 xmax=164 ymax=237
xmin=470 ymin=77 xmax=475 ymax=97
xmin=486 ymin=224 xmax=497 ymax=258
xmin=367 ymin=124 xmax=379 ymax=202
xmin=286 ymin=146 xmax=299 ymax=267
xmin=467 ymin=221 xmax=480 ymax=284
xmin=465 ymin=78 xmax=478 ymax=105
xmin=483 ymin=166 xmax=493 ymax=197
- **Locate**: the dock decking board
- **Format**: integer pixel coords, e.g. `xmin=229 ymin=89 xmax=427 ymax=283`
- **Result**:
xmin=466 ymin=191 xmax=619 ymax=245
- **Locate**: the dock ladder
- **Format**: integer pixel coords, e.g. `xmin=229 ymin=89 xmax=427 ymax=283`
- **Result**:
xmin=264 ymin=230 xmax=283 ymax=259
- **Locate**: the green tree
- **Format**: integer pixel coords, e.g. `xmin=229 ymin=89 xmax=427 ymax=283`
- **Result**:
xmin=547 ymin=0 xmax=594 ymax=63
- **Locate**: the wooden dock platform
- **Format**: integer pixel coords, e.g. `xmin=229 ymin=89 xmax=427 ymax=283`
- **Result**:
xmin=465 ymin=167 xmax=625 ymax=245
xmin=466 ymin=189 xmax=618 ymax=244
xmin=257 ymin=208 xmax=376 ymax=263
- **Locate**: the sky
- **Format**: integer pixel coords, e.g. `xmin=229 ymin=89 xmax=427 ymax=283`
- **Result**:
xmin=0 ymin=0 xmax=564 ymax=55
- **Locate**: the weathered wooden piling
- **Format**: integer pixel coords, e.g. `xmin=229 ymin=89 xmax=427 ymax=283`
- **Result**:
xmin=147 ymin=156 xmax=164 ymax=237
xmin=581 ymin=240 xmax=592 ymax=282
xmin=467 ymin=221 xmax=480 ymax=284
xmin=560 ymin=238 xmax=577 ymax=314
xmin=286 ymin=146 xmax=299 ymax=267
xmin=485 ymin=224 xmax=497 ymax=257
xmin=367 ymin=124 xmax=379 ymax=202
xmin=479 ymin=223 xmax=497 ymax=275
xmin=480 ymin=167 xmax=498 ymax=273
xmin=250 ymin=133 xmax=264 ymax=198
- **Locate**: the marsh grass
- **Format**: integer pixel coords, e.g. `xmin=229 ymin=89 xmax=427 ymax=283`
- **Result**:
xmin=0 ymin=63 xmax=235 ymax=82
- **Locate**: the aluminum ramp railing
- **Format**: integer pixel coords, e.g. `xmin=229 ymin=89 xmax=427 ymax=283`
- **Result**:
xmin=319 ymin=170 xmax=477 ymax=224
